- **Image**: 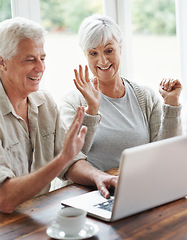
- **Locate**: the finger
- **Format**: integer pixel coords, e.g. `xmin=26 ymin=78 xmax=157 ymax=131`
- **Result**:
xmin=84 ymin=65 xmax=90 ymax=83
xmin=70 ymin=106 xmax=84 ymax=130
xmin=174 ymin=79 xmax=182 ymax=87
xmin=162 ymin=78 xmax=170 ymax=91
xmin=167 ymin=78 xmax=181 ymax=92
xmin=110 ymin=177 xmax=118 ymax=188
xmin=160 ymin=78 xmax=165 ymax=86
xmin=170 ymin=79 xmax=182 ymax=89
xmin=99 ymin=185 xmax=110 ymax=199
xmin=78 ymin=126 xmax=87 ymax=141
xmin=167 ymin=78 xmax=175 ymax=91
xmin=162 ymin=78 xmax=167 ymax=84
xmin=73 ymin=78 xmax=82 ymax=91
xmin=160 ymin=78 xmax=166 ymax=89
xmin=79 ymin=65 xmax=85 ymax=84
xmin=74 ymin=69 xmax=83 ymax=88
xmin=67 ymin=108 xmax=85 ymax=141
xmin=67 ymin=120 xmax=80 ymax=141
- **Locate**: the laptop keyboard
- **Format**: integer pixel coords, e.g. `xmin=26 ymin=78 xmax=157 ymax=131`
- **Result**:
xmin=94 ymin=199 xmax=114 ymax=212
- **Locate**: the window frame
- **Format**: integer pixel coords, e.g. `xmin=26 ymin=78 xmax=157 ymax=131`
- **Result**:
xmin=11 ymin=0 xmax=41 ymax=23
xmin=10 ymin=0 xmax=187 ymax=102
xmin=175 ymin=0 xmax=187 ymax=101
xmin=102 ymin=0 xmax=133 ymax=80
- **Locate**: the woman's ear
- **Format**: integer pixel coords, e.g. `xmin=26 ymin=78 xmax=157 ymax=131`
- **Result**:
xmin=120 ymin=46 xmax=122 ymax=55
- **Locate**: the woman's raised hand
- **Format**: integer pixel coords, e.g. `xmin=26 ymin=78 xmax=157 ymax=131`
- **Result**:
xmin=159 ymin=78 xmax=182 ymax=106
xmin=74 ymin=65 xmax=101 ymax=115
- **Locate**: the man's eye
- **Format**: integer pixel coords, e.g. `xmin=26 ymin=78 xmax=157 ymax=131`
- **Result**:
xmin=26 ymin=59 xmax=34 ymax=62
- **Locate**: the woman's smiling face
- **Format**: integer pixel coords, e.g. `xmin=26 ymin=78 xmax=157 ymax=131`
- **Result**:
xmin=85 ymin=39 xmax=121 ymax=84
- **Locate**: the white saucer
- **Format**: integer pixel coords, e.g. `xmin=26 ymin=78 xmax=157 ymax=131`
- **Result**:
xmin=46 ymin=221 xmax=99 ymax=239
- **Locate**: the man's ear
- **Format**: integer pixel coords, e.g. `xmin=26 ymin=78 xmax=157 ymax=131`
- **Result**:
xmin=0 ymin=56 xmax=6 ymax=71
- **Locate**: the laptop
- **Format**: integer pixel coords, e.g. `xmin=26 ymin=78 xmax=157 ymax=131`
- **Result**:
xmin=61 ymin=135 xmax=187 ymax=222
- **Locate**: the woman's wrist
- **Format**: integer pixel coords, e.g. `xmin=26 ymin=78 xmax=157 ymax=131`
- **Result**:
xmin=164 ymin=96 xmax=180 ymax=106
xmin=86 ymin=106 xmax=99 ymax=115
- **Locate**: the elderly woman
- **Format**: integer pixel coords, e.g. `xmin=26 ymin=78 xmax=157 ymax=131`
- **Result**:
xmin=0 ymin=17 xmax=117 ymax=213
xmin=60 ymin=15 xmax=182 ymax=177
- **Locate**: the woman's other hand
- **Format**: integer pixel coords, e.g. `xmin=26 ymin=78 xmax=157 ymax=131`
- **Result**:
xmin=159 ymin=78 xmax=182 ymax=106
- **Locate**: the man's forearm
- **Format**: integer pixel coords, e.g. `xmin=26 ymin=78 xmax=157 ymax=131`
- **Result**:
xmin=66 ymin=159 xmax=106 ymax=186
xmin=0 ymin=154 xmax=68 ymax=213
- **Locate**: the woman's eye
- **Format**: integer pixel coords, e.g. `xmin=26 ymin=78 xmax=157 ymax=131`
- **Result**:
xmin=106 ymin=49 xmax=113 ymax=54
xmin=90 ymin=52 xmax=97 ymax=56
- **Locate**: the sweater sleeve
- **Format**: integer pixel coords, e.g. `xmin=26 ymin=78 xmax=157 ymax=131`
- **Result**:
xmin=129 ymin=80 xmax=182 ymax=142
xmin=156 ymin=104 xmax=182 ymax=140
xmin=146 ymin=89 xmax=182 ymax=141
xmin=60 ymin=89 xmax=101 ymax=155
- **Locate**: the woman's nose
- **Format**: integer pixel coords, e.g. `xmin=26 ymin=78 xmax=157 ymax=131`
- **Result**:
xmin=98 ymin=54 xmax=108 ymax=64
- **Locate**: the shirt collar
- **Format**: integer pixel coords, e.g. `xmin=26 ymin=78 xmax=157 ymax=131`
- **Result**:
xmin=0 ymin=80 xmax=46 ymax=116
xmin=0 ymin=80 xmax=14 ymax=116
xmin=28 ymin=91 xmax=46 ymax=109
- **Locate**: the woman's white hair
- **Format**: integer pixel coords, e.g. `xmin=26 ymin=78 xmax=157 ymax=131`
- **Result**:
xmin=0 ymin=17 xmax=46 ymax=60
xmin=78 ymin=14 xmax=123 ymax=51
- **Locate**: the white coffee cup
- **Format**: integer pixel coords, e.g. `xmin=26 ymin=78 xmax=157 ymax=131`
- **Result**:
xmin=52 ymin=207 xmax=87 ymax=237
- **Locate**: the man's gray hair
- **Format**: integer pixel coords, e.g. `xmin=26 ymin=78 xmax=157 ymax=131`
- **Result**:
xmin=0 ymin=17 xmax=46 ymax=60
xmin=78 ymin=14 xmax=123 ymax=51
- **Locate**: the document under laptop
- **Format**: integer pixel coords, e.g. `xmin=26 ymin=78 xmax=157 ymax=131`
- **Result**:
xmin=61 ymin=135 xmax=187 ymax=222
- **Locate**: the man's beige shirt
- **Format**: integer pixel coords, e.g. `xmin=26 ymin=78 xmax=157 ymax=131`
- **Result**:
xmin=0 ymin=81 xmax=86 ymax=195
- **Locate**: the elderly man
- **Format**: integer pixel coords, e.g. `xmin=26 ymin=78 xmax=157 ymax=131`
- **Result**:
xmin=0 ymin=17 xmax=117 ymax=213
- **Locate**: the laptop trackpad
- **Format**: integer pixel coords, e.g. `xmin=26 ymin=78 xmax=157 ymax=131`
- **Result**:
xmin=61 ymin=190 xmax=113 ymax=219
